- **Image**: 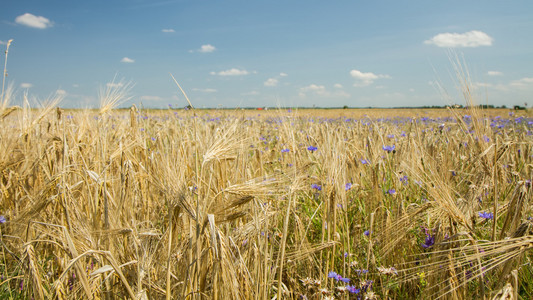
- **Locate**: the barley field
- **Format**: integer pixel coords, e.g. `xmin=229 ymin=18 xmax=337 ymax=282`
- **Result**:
xmin=0 ymin=102 xmax=532 ymax=299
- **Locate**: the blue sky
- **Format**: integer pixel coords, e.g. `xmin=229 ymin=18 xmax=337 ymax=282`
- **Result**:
xmin=1 ymin=0 xmax=533 ymax=108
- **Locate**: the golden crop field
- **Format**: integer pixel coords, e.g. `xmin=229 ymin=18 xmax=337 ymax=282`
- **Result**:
xmin=0 ymin=103 xmax=532 ymax=299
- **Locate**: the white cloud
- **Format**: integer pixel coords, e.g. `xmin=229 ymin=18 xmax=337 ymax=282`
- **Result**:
xmin=15 ymin=13 xmax=53 ymax=29
xmin=299 ymin=84 xmax=350 ymax=98
xmin=350 ymin=69 xmax=390 ymax=86
xmin=487 ymin=71 xmax=503 ymax=76
xmin=300 ymin=84 xmax=325 ymax=94
xmin=510 ymin=77 xmax=533 ymax=88
xmin=0 ymin=40 xmax=6 ymax=45
xmin=162 ymin=29 xmax=175 ymax=33
xmin=56 ymin=89 xmax=67 ymax=95
xmin=334 ymin=83 xmax=343 ymax=89
xmin=210 ymin=68 xmax=249 ymax=76
xmin=424 ymin=30 xmax=493 ymax=48
xmin=199 ymin=44 xmax=216 ymax=53
xmin=279 ymin=72 xmax=288 ymax=77
xmin=264 ymin=78 xmax=279 ymax=87
xmin=140 ymin=95 xmax=162 ymax=101
xmin=20 ymin=83 xmax=33 ymax=88
xmin=192 ymin=88 xmax=217 ymax=93
xmin=121 ymin=57 xmax=135 ymax=63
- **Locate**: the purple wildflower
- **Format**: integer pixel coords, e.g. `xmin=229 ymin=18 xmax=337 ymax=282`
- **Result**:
xmin=421 ymin=235 xmax=435 ymax=249
xmin=479 ymin=212 xmax=494 ymax=219
xmin=363 ymin=230 xmax=370 ymax=236
xmin=311 ymin=184 xmax=322 ymax=191
xmin=382 ymin=145 xmax=396 ymax=152
xmin=360 ymin=159 xmax=369 ymax=164
xmin=388 ymin=189 xmax=396 ymax=195
xmin=0 ymin=216 xmax=5 ymax=224
xmin=345 ymin=183 xmax=353 ymax=191
xmin=307 ymin=145 xmax=318 ymax=152
xmin=281 ymin=148 xmax=290 ymax=153
xmin=346 ymin=285 xmax=360 ymax=294
xmin=340 ymin=277 xmax=351 ymax=283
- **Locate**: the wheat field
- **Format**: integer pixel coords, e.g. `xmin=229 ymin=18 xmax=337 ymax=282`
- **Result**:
xmin=0 ymin=94 xmax=532 ymax=300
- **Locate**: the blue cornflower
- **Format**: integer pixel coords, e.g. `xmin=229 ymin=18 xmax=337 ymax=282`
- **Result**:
xmin=0 ymin=216 xmax=5 ymax=224
xmin=311 ymin=184 xmax=322 ymax=191
xmin=328 ymin=271 xmax=338 ymax=279
xmin=479 ymin=212 xmax=494 ymax=219
xmin=307 ymin=146 xmax=318 ymax=152
xmin=400 ymin=175 xmax=408 ymax=185
xmin=346 ymin=285 xmax=361 ymax=294
xmin=281 ymin=148 xmax=290 ymax=153
xmin=340 ymin=277 xmax=350 ymax=283
xmin=388 ymin=189 xmax=396 ymax=195
xmin=360 ymin=159 xmax=369 ymax=165
xmin=421 ymin=235 xmax=435 ymax=248
xmin=382 ymin=145 xmax=396 ymax=152
xmin=345 ymin=183 xmax=353 ymax=191
xmin=363 ymin=230 xmax=370 ymax=236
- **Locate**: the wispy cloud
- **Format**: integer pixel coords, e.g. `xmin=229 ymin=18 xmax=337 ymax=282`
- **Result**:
xmin=210 ymin=68 xmax=249 ymax=76
xmin=510 ymin=77 xmax=533 ymax=88
xmin=162 ymin=28 xmax=175 ymax=33
xmin=299 ymin=84 xmax=350 ymax=98
xmin=20 ymin=83 xmax=33 ymax=88
xmin=15 ymin=13 xmax=53 ymax=29
xmin=264 ymin=72 xmax=288 ymax=87
xmin=56 ymin=89 xmax=67 ymax=95
xmin=199 ymin=44 xmax=216 ymax=53
xmin=350 ymin=69 xmax=390 ymax=87
xmin=121 ymin=57 xmax=135 ymax=63
xmin=487 ymin=71 xmax=503 ymax=76
xmin=424 ymin=30 xmax=493 ymax=48
xmin=264 ymin=78 xmax=279 ymax=87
